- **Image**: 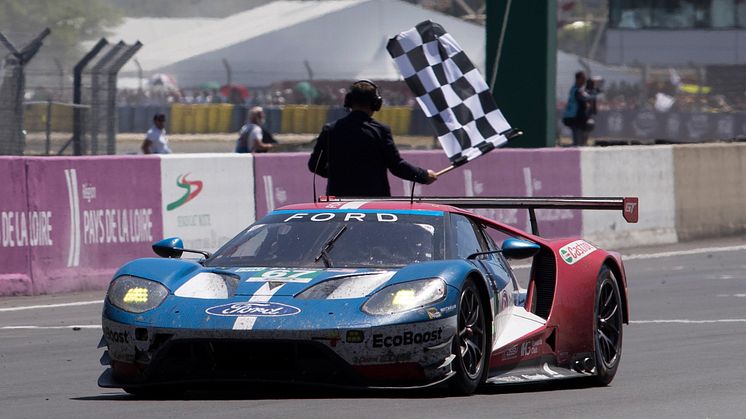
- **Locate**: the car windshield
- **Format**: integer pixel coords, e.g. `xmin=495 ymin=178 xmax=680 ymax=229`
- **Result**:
xmin=206 ymin=209 xmax=445 ymax=268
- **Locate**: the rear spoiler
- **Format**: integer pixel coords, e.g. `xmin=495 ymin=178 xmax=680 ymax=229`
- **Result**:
xmin=318 ymin=196 xmax=638 ymax=236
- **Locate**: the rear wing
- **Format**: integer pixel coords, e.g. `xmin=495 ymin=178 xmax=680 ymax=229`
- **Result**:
xmin=318 ymin=196 xmax=638 ymax=236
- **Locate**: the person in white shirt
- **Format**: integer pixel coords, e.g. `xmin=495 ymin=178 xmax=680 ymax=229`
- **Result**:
xmin=141 ymin=113 xmax=172 ymax=154
xmin=235 ymin=106 xmax=273 ymax=153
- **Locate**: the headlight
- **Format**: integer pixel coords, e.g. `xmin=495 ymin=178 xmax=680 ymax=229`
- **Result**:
xmin=108 ymin=275 xmax=169 ymax=313
xmin=361 ymin=278 xmax=446 ymax=315
xmin=296 ymin=272 xmax=395 ymax=300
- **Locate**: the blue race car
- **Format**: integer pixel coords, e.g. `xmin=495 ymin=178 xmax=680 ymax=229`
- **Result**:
xmin=98 ymin=197 xmax=636 ymax=396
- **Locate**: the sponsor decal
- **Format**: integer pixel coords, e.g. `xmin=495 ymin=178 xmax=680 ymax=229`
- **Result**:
xmin=372 ymin=328 xmax=443 ymax=348
xmin=521 ymin=339 xmax=542 ymax=357
xmin=502 ymin=345 xmax=519 ymax=361
xmin=103 ymin=326 xmax=130 ymax=344
xmin=312 ymin=332 xmax=341 ymax=347
xmin=426 ymin=307 xmax=442 ymax=319
xmin=346 ymin=330 xmax=365 ymax=343
xmin=559 ymin=240 xmax=597 ymax=265
xmin=206 ymin=302 xmax=301 ymax=317
xmin=282 ymin=212 xmax=398 ymax=223
xmin=244 ymin=269 xmax=321 ymax=283
xmin=439 ymin=304 xmax=457 ymax=314
xmin=167 ymin=174 xmax=203 ymax=211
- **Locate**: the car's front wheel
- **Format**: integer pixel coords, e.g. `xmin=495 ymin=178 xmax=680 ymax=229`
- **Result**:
xmin=592 ymin=265 xmax=623 ymax=385
xmin=449 ymin=278 xmax=488 ymax=395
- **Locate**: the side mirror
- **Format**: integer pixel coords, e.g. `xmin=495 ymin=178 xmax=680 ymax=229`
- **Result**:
xmin=152 ymin=237 xmax=184 ymax=258
xmin=500 ymin=238 xmax=540 ymax=260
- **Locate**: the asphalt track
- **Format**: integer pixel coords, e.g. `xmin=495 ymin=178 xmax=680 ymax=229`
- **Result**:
xmin=2 ymin=237 xmax=746 ymax=419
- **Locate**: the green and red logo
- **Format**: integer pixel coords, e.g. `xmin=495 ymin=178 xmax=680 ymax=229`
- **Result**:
xmin=559 ymin=240 xmax=597 ymax=265
xmin=167 ymin=174 xmax=203 ymax=211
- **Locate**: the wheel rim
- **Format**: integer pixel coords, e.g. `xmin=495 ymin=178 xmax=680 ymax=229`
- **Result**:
xmin=457 ymin=285 xmax=485 ymax=379
xmin=596 ymin=277 xmax=622 ymax=369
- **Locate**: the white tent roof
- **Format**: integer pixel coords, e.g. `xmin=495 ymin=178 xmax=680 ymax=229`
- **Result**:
xmin=117 ymin=0 xmax=486 ymax=87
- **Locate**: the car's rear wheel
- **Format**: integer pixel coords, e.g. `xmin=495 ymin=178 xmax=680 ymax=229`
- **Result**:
xmin=592 ymin=265 xmax=623 ymax=385
xmin=449 ymin=278 xmax=488 ymax=395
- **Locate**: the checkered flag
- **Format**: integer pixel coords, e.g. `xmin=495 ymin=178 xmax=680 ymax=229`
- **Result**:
xmin=387 ymin=20 xmax=520 ymax=169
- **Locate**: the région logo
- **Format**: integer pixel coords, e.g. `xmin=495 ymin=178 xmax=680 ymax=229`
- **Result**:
xmin=166 ymin=174 xmax=203 ymax=211
xmin=559 ymin=240 xmax=597 ymax=265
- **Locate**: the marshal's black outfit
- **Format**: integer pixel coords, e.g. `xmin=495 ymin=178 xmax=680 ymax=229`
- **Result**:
xmin=308 ymin=110 xmax=429 ymax=197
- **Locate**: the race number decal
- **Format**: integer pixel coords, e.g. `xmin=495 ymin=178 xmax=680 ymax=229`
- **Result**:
xmin=244 ymin=269 xmax=321 ymax=283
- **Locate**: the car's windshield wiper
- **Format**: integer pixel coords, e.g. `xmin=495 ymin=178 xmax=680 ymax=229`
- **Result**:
xmin=314 ymin=224 xmax=348 ymax=268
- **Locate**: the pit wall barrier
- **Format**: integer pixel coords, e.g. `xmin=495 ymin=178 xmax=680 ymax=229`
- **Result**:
xmin=673 ymin=143 xmax=746 ymax=240
xmin=581 ymin=146 xmax=677 ymax=249
xmin=4 ymin=143 xmax=745 ymax=296
xmin=0 ymin=154 xmax=255 ymax=296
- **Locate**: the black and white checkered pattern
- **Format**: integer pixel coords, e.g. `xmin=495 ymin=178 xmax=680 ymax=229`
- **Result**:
xmin=387 ymin=20 xmax=515 ymax=166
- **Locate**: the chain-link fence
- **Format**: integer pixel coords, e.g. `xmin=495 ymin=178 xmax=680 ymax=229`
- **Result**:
xmin=0 ymin=31 xmax=140 ymax=156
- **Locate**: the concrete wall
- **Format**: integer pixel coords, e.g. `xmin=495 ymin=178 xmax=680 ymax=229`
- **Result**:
xmin=2 ymin=143 xmax=745 ymax=296
xmin=581 ymin=146 xmax=677 ymax=249
xmin=674 ymin=144 xmax=746 ymax=240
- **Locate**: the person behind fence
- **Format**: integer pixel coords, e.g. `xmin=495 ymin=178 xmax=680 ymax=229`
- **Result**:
xmin=562 ymin=71 xmax=600 ymax=146
xmin=141 ymin=113 xmax=172 ymax=154
xmin=307 ymin=80 xmax=438 ymax=197
xmin=235 ymin=106 xmax=274 ymax=153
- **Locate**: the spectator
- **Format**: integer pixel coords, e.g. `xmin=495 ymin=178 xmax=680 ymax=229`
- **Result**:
xmin=562 ymin=71 xmax=599 ymax=146
xmin=307 ymin=80 xmax=437 ymax=197
xmin=141 ymin=113 xmax=172 ymax=154
xmin=235 ymin=106 xmax=274 ymax=153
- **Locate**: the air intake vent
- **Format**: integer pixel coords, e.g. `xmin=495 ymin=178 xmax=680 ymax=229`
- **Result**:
xmin=532 ymin=249 xmax=556 ymax=319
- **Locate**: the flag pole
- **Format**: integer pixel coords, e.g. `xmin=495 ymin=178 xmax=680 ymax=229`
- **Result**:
xmin=435 ymin=165 xmax=456 ymax=177
xmin=434 ymin=130 xmax=523 ymax=177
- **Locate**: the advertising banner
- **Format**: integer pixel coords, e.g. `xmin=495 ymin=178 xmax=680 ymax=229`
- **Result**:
xmin=254 ymin=149 xmax=582 ymax=238
xmin=254 ymin=153 xmax=325 ymax=218
xmin=0 ymin=158 xmax=32 ymax=295
xmin=395 ymin=149 xmax=583 ymax=238
xmin=24 ymin=156 xmax=163 ymax=294
xmin=161 ymin=154 xmax=255 ymax=252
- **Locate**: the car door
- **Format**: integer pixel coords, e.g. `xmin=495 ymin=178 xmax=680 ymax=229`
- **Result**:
xmin=450 ymin=214 xmax=511 ymax=337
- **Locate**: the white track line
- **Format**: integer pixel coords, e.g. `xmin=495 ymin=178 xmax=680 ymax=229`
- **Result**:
xmin=0 ymin=300 xmax=102 ymax=312
xmin=510 ymin=244 xmax=746 ymax=270
xmin=632 ymin=319 xmax=746 ymax=324
xmin=623 ymin=244 xmax=746 ymax=261
xmin=0 ymin=325 xmax=101 ymax=330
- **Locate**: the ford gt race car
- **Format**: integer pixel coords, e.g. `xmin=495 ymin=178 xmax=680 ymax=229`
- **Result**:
xmin=98 ymin=196 xmax=638 ymax=396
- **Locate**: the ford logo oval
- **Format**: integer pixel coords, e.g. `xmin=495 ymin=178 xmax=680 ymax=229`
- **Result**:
xmin=205 ymin=302 xmax=301 ymax=317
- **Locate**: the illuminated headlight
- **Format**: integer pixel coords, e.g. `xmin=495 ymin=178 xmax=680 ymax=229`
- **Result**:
xmin=296 ymin=272 xmax=395 ymax=300
xmin=361 ymin=278 xmax=446 ymax=316
xmin=107 ymin=275 xmax=169 ymax=313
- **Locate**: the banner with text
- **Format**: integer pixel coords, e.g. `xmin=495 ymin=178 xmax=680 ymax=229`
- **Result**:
xmin=24 ymin=157 xmax=163 ymax=294
xmin=0 ymin=158 xmax=32 ymax=295
xmin=161 ymin=154 xmax=255 ymax=252
xmin=254 ymin=150 xmax=582 ymax=238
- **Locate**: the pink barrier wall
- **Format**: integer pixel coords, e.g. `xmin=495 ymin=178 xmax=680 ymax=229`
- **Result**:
xmin=0 ymin=157 xmax=32 ymax=295
xmin=0 ymin=156 xmax=163 ymax=296
xmin=254 ymin=149 xmax=582 ymax=238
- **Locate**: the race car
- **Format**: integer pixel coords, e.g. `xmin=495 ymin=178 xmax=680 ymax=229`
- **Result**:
xmin=98 ymin=196 xmax=637 ymax=395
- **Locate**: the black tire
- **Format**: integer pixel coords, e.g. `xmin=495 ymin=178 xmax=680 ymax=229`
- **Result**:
xmin=592 ymin=265 xmax=624 ymax=386
xmin=449 ymin=278 xmax=488 ymax=395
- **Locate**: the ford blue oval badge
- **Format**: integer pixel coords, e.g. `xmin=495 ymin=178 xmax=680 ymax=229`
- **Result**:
xmin=205 ymin=302 xmax=301 ymax=317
